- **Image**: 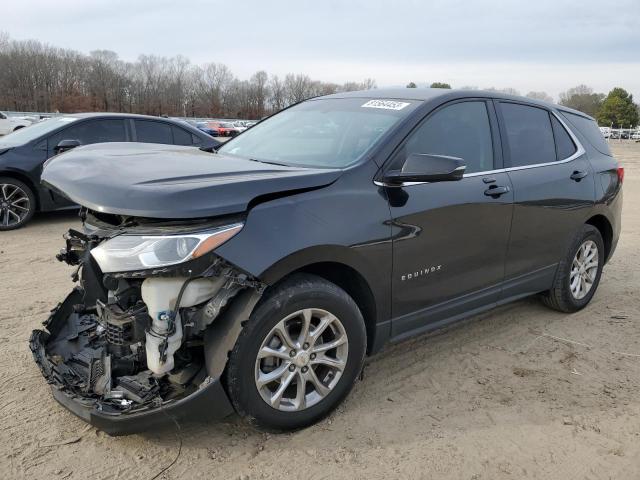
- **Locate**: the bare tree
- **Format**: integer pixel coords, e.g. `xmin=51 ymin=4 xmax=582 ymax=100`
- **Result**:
xmin=268 ymin=75 xmax=286 ymax=114
xmin=526 ymin=91 xmax=554 ymax=103
xmin=485 ymin=87 xmax=521 ymax=96
xmin=558 ymin=85 xmax=604 ymax=117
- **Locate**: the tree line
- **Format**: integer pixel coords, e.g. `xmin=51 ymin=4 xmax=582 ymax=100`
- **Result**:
xmin=0 ymin=33 xmax=375 ymax=119
xmin=2 ymin=31 xmax=638 ymax=126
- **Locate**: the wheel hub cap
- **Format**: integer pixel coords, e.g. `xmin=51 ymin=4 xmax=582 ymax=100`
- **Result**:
xmin=569 ymin=240 xmax=599 ymax=300
xmin=293 ymin=351 xmax=310 ymax=368
xmin=255 ymin=308 xmax=349 ymax=412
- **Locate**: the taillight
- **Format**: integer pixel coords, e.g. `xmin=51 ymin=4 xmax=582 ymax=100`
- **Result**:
xmin=617 ymin=167 xmax=624 ymax=184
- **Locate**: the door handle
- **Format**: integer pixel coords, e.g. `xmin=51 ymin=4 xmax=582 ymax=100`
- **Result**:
xmin=484 ymin=185 xmax=510 ymax=197
xmin=570 ymin=170 xmax=588 ymax=181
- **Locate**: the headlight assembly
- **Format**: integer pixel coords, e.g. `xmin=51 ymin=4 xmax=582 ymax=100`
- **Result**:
xmin=90 ymin=223 xmax=243 ymax=273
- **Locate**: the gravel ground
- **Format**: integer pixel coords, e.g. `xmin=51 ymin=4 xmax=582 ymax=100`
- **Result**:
xmin=1 ymin=142 xmax=639 ymax=480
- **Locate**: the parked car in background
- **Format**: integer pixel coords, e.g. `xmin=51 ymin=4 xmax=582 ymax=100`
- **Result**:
xmin=219 ymin=121 xmax=239 ymax=136
xmin=232 ymin=121 xmax=248 ymax=134
xmin=0 ymin=113 xmax=220 ymax=230
xmin=0 ymin=112 xmax=34 ymax=135
xmin=196 ymin=121 xmax=217 ymax=136
xmin=31 ymin=89 xmax=621 ymax=435
xmin=610 ymin=131 xmax=630 ymax=140
xmin=201 ymin=121 xmax=237 ymax=137
xmin=632 ymin=131 xmax=640 ymax=140
xmin=599 ymin=126 xmax=611 ymax=139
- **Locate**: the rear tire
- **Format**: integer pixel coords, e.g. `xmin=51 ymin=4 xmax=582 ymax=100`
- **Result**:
xmin=225 ymin=274 xmax=366 ymax=431
xmin=0 ymin=177 xmax=36 ymax=230
xmin=541 ymin=225 xmax=604 ymax=312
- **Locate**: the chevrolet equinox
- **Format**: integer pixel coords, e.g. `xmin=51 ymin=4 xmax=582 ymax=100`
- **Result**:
xmin=30 ymin=89 xmax=622 ymax=435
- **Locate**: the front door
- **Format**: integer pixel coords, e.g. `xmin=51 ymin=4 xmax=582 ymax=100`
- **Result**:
xmin=386 ymin=100 xmax=513 ymax=338
xmin=45 ymin=119 xmax=128 ymax=208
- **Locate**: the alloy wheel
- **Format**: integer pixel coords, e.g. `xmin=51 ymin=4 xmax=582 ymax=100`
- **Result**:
xmin=569 ymin=240 xmax=599 ymax=300
xmin=254 ymin=308 xmax=349 ymax=412
xmin=0 ymin=183 xmax=31 ymax=228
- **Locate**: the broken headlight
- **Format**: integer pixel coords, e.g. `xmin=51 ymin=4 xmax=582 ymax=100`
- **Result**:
xmin=91 ymin=223 xmax=243 ymax=273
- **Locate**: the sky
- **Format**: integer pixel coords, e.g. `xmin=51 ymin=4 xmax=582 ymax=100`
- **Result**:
xmin=3 ymin=0 xmax=640 ymax=100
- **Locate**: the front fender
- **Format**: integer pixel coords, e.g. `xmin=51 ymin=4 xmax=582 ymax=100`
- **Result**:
xmin=214 ymin=170 xmax=393 ymax=327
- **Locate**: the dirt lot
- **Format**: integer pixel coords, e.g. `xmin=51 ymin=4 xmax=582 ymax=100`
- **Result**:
xmin=1 ymin=142 xmax=639 ymax=480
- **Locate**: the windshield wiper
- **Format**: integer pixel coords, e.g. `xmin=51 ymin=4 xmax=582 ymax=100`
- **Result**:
xmin=249 ymin=158 xmax=288 ymax=166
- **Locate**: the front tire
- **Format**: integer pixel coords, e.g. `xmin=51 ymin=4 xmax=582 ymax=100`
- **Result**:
xmin=541 ymin=225 xmax=604 ymax=312
xmin=0 ymin=177 xmax=36 ymax=230
xmin=225 ymin=274 xmax=366 ymax=431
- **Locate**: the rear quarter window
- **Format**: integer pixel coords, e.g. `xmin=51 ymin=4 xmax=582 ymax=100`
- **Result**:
xmin=172 ymin=126 xmax=194 ymax=146
xmin=550 ymin=115 xmax=577 ymax=160
xmin=559 ymin=111 xmax=611 ymax=157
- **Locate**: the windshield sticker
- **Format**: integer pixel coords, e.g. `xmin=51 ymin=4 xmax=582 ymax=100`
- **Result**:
xmin=361 ymin=100 xmax=410 ymax=111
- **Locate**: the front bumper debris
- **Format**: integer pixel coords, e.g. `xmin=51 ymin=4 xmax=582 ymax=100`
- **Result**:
xmin=30 ymin=288 xmax=234 ymax=436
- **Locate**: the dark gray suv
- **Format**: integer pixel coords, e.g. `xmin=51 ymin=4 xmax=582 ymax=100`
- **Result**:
xmin=31 ymin=89 xmax=622 ymax=435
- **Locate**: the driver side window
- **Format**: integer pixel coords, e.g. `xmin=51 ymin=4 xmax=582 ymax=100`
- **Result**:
xmin=403 ymin=101 xmax=494 ymax=174
xmin=48 ymin=119 xmax=126 ymax=151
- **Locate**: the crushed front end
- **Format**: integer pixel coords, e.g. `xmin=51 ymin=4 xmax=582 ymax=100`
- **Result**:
xmin=30 ymin=210 xmax=264 ymax=435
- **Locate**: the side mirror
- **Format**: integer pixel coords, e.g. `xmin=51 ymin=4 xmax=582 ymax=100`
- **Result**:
xmin=383 ymin=153 xmax=466 ymax=184
xmin=54 ymin=139 xmax=81 ymax=154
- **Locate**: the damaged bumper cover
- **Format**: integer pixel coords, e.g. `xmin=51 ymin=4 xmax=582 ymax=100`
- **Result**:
xmin=30 ymin=289 xmax=235 ymax=435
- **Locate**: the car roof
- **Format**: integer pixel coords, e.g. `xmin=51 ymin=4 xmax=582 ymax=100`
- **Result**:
xmin=317 ymin=88 xmax=594 ymax=120
xmin=65 ymin=112 xmax=177 ymax=120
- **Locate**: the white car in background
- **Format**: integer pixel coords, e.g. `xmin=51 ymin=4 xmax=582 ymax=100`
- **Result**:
xmin=232 ymin=121 xmax=248 ymax=134
xmin=0 ymin=112 xmax=33 ymax=135
xmin=632 ymin=131 xmax=640 ymax=140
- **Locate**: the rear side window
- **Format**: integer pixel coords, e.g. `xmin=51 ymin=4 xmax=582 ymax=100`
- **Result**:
xmin=560 ymin=111 xmax=612 ymax=157
xmin=172 ymin=126 xmax=193 ymax=146
xmin=499 ymin=103 xmax=555 ymax=167
xmin=49 ymin=119 xmax=126 ymax=149
xmin=135 ymin=120 xmax=173 ymax=144
xmin=551 ymin=115 xmax=577 ymax=160
xmin=404 ymin=101 xmax=494 ymax=174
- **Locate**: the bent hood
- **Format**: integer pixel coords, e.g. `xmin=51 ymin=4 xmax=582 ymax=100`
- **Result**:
xmin=41 ymin=142 xmax=342 ymax=218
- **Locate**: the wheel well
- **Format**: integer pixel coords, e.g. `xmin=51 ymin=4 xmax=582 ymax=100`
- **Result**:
xmin=0 ymin=171 xmax=40 ymax=210
xmin=586 ymin=215 xmax=613 ymax=261
xmin=289 ymin=262 xmax=378 ymax=354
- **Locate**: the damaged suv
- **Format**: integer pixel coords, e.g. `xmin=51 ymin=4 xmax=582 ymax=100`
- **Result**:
xmin=31 ymin=89 xmax=622 ymax=435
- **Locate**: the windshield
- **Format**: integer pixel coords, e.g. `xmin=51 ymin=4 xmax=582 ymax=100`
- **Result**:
xmin=0 ymin=116 xmax=80 ymax=147
xmin=218 ymin=97 xmax=420 ymax=168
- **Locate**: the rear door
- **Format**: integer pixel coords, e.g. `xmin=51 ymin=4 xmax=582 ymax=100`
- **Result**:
xmin=387 ymin=99 xmax=514 ymax=337
xmin=132 ymin=119 xmax=174 ymax=145
xmin=496 ymin=101 xmax=595 ymax=298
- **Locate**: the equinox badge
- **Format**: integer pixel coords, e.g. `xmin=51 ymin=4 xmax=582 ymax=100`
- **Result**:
xmin=401 ymin=265 xmax=442 ymax=281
